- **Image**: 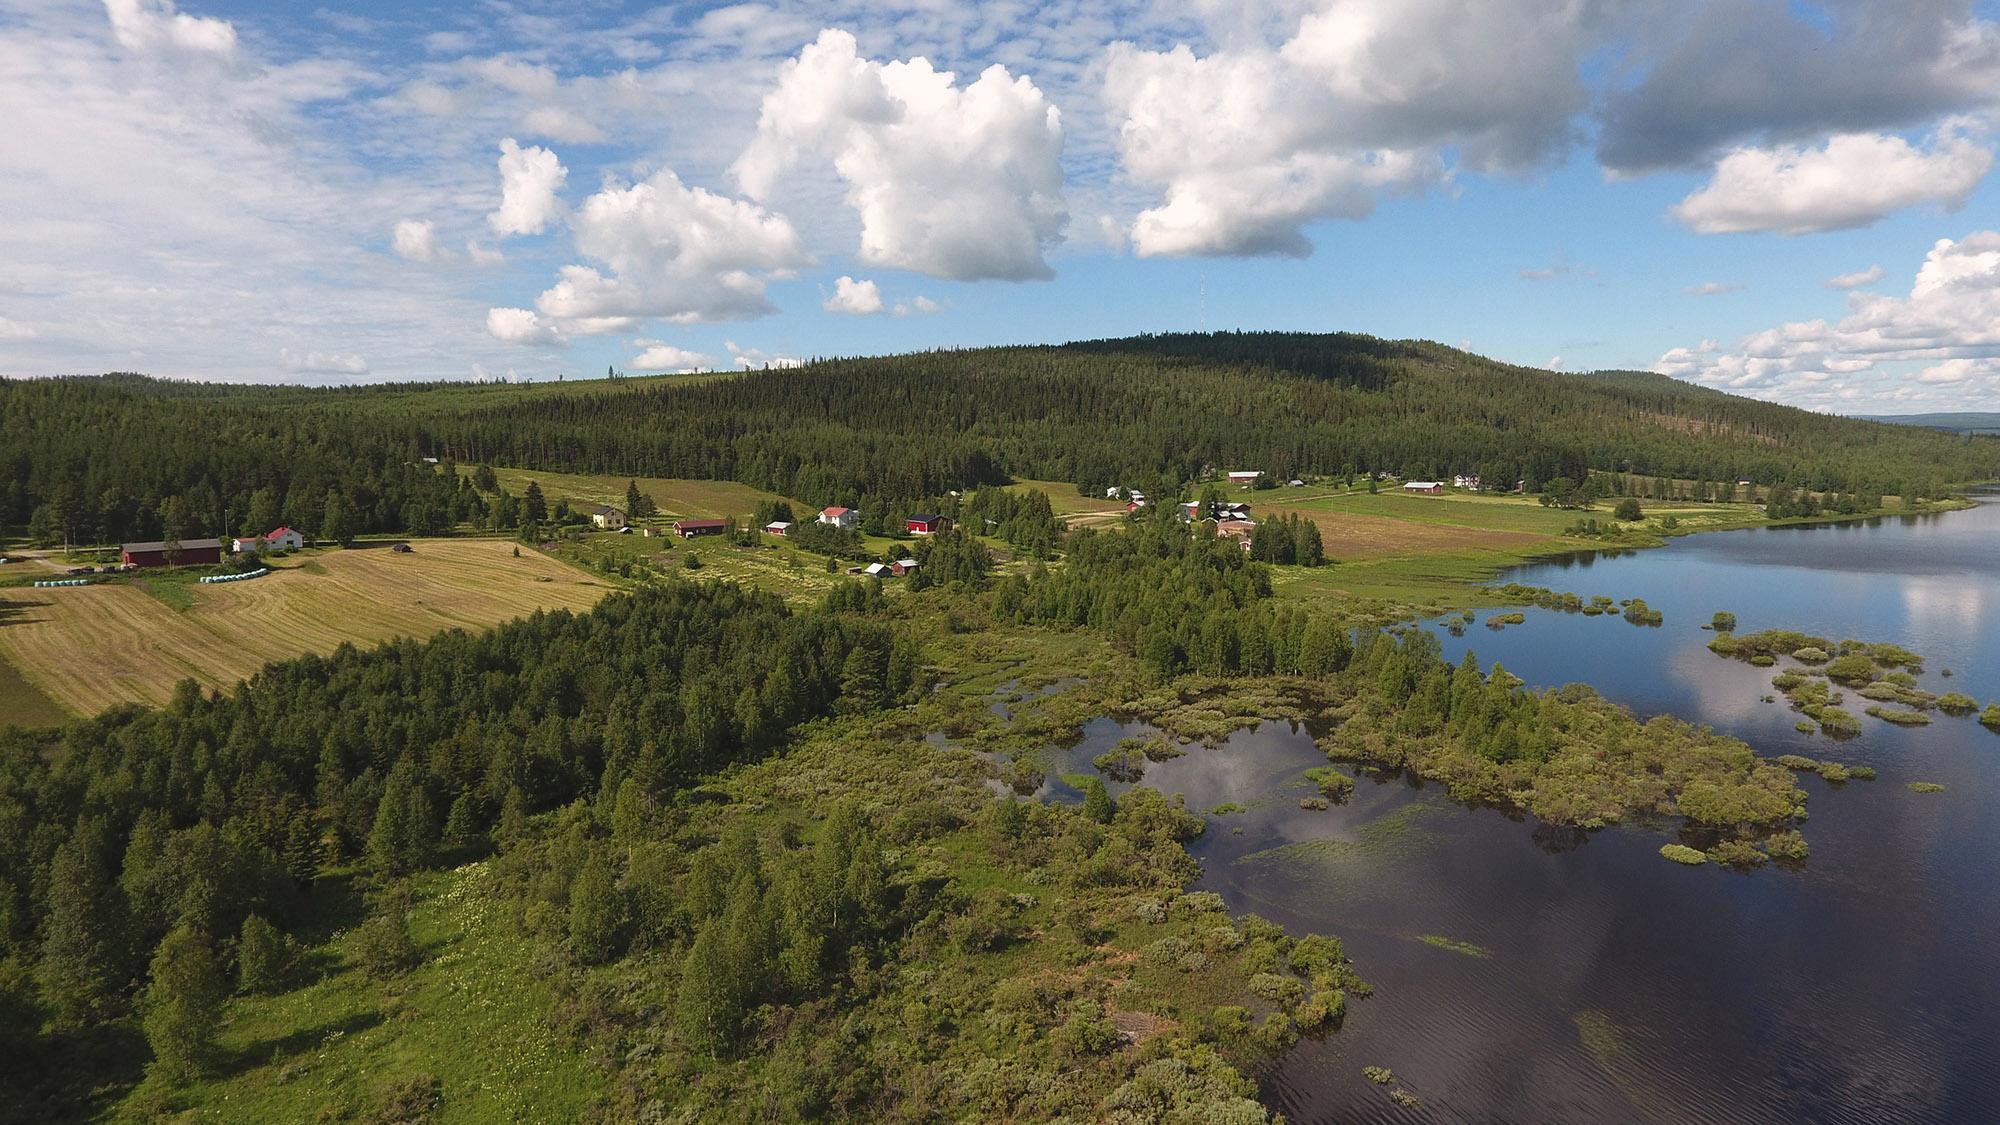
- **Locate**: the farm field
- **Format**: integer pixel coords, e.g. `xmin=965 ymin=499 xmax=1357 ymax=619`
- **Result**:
xmin=0 ymin=539 xmax=607 ymax=720
xmin=477 ymin=467 xmax=807 ymax=523
xmin=552 ymin=529 xmax=862 ymax=608
xmin=1002 ymin=478 xmax=1130 ymax=525
xmin=1247 ymin=487 xmax=1775 ymax=612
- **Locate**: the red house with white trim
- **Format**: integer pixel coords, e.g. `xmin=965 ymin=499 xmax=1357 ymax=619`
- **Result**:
xmin=906 ymin=514 xmax=951 ymax=535
xmin=233 ymin=527 xmax=304 ymax=553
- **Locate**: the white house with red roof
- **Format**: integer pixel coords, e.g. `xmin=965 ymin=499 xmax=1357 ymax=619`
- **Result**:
xmin=233 ymin=527 xmax=304 ymax=553
xmin=818 ymin=506 xmax=859 ymax=530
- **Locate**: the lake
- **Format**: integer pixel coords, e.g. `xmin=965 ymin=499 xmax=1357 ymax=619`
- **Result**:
xmin=1069 ymin=497 xmax=2000 ymax=1122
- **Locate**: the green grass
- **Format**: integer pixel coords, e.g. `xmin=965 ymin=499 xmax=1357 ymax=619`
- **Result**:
xmin=117 ymin=864 xmax=605 ymax=1122
xmin=0 ymin=649 xmax=70 ymax=729
xmin=1257 ymin=488 xmax=1931 ymax=615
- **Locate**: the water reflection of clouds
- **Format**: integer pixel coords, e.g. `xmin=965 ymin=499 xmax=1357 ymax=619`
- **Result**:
xmin=1898 ymin=578 xmax=1990 ymax=677
xmin=1663 ymin=643 xmax=1772 ymax=727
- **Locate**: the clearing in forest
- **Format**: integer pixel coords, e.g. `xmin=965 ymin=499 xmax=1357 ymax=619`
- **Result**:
xmin=477 ymin=467 xmax=807 ymax=522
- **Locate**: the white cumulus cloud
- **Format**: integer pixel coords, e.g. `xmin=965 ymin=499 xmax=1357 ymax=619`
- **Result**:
xmin=1671 ymin=125 xmax=1993 ymax=235
xmin=1102 ymin=0 xmax=1593 ymax=257
xmin=391 ymin=219 xmax=450 ymax=263
xmin=628 ymin=341 xmax=714 ymax=372
xmin=1658 ymin=230 xmax=2000 ymax=406
xmin=1826 ymin=265 xmax=1887 ymax=290
xmin=279 ymin=348 xmax=369 ymax=376
xmin=104 ymin=0 xmax=237 ymax=56
xmin=488 ymin=137 xmax=567 ymax=237
xmin=527 ymin=167 xmax=810 ymax=326
xmin=823 ymin=275 xmax=884 ymax=315
xmin=735 ymin=29 xmax=1067 ymax=282
xmin=485 ymin=307 xmax=560 ymax=346
xmin=726 ymin=341 xmax=804 ymax=369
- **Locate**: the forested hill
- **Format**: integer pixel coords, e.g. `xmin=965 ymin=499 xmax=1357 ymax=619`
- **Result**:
xmin=1859 ymin=412 xmax=2000 ymax=435
xmin=3 ymin=332 xmax=1996 ymax=545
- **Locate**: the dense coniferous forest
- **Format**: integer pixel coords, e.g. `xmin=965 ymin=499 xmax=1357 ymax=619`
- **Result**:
xmin=4 ymin=332 xmax=1994 ymax=545
xmin=0 ymin=581 xmax=937 ymax=1111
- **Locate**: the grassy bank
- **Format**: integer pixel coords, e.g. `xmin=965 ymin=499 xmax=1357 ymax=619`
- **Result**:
xmin=1254 ymin=486 xmax=1969 ymax=618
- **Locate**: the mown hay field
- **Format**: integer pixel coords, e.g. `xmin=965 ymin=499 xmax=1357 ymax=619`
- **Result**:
xmin=480 ymin=467 xmax=806 ymax=522
xmin=0 ymin=539 xmax=608 ymax=719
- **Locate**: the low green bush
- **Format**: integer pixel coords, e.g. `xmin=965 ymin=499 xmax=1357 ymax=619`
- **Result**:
xmin=1824 ymin=653 xmax=1878 ymax=685
xmin=1705 ymin=839 xmax=1767 ymax=866
xmin=1865 ymin=705 xmax=1931 ymax=726
xmin=1937 ymin=692 xmax=1978 ymax=715
xmin=1763 ymin=830 xmax=1809 ymax=860
xmin=1659 ymin=844 xmax=1708 ymax=866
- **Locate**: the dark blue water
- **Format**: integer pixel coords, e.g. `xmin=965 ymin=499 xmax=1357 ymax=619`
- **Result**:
xmin=1065 ymin=498 xmax=2000 ymax=1123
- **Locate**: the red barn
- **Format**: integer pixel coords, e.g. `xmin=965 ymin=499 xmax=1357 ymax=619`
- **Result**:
xmin=674 ymin=518 xmax=727 ymax=539
xmin=121 ymin=538 xmax=223 ymax=568
xmin=906 ymin=514 xmax=951 ymax=535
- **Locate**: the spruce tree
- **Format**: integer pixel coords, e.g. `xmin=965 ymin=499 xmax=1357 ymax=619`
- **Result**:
xmin=237 ymin=914 xmax=287 ymax=994
xmin=1081 ymin=777 xmax=1116 ymax=824
xmin=523 ymin=480 xmax=547 ymax=525
xmin=320 ymin=490 xmax=356 ymax=545
xmin=38 ymin=827 xmax=130 ymax=1027
xmin=568 ymin=850 xmax=626 ymax=965
xmin=676 ymin=917 xmax=743 ymax=1057
xmin=497 ymin=785 xmax=531 ymax=852
xmin=442 ymin=790 xmax=482 ymax=856
xmin=142 ymin=922 xmax=227 ymax=1083
xmin=1297 ymin=518 xmax=1325 ymax=566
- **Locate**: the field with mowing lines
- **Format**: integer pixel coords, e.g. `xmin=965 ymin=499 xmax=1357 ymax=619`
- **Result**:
xmin=478 ymin=467 xmax=806 ymax=522
xmin=0 ymin=645 xmax=68 ymax=728
xmin=0 ymin=539 xmax=608 ymax=718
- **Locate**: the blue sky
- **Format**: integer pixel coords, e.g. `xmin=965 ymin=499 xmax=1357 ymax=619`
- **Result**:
xmin=2 ymin=1 xmax=1999 ymax=413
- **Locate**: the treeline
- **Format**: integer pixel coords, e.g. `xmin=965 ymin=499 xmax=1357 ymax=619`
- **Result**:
xmin=7 ymin=332 xmax=1993 ymax=544
xmin=0 ymin=581 xmax=915 ymax=1064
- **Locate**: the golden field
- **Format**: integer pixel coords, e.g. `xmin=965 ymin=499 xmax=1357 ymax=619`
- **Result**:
xmin=0 ymin=539 xmax=608 ymax=719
